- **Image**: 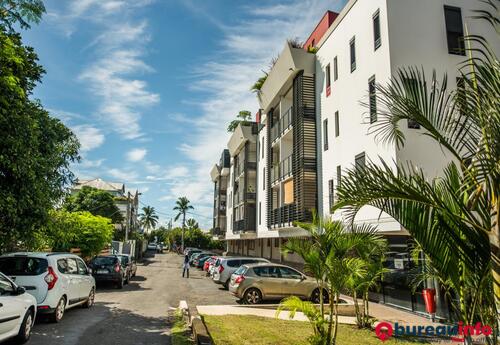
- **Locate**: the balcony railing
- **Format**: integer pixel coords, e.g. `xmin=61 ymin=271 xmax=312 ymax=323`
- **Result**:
xmin=280 ymin=154 xmax=293 ymax=179
xmin=271 ymin=203 xmax=296 ymax=226
xmin=271 ymin=164 xmax=280 ymax=184
xmin=213 ymin=227 xmax=226 ymax=236
xmin=233 ymin=219 xmax=245 ymax=232
xmin=271 ymin=107 xmax=293 ymax=142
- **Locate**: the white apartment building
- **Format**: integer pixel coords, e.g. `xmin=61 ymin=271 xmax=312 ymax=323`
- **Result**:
xmin=210 ymin=0 xmax=498 ymax=314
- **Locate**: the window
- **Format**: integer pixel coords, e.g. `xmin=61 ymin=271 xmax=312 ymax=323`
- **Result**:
xmin=403 ymin=78 xmax=421 ymax=129
xmin=350 ymin=37 xmax=356 ymax=72
xmin=261 ymin=137 xmax=264 ymax=158
xmin=333 ymin=56 xmax=338 ymax=81
xmin=326 ymin=64 xmax=331 ymax=96
xmin=253 ymin=266 xmax=280 ymax=278
xmin=373 ymin=9 xmax=381 ymax=50
xmin=57 ymin=259 xmax=68 ymax=274
xmin=328 ymin=179 xmax=334 ymax=212
xmin=66 ymin=258 xmax=78 ymax=274
xmin=336 ymin=166 xmax=342 ymax=190
xmin=444 ymin=6 xmax=465 ymax=55
xmin=369 ymin=76 xmax=377 ymax=123
xmin=334 ymin=111 xmax=339 ymax=137
xmin=259 ymin=202 xmax=261 ymax=225
xmin=355 ymin=153 xmax=366 ymax=171
xmin=267 ymin=238 xmax=271 ymax=247
xmin=0 ymin=274 xmax=14 ymax=295
xmin=279 ymin=267 xmax=302 ymax=279
xmin=274 ymin=238 xmax=279 ymax=248
xmin=323 ymin=118 xmax=329 ymax=151
xmin=227 ymin=260 xmax=241 ymax=268
xmin=77 ymin=259 xmax=88 ymax=275
xmin=263 ymin=167 xmax=266 ymax=190
xmin=0 ymin=257 xmax=48 ymax=276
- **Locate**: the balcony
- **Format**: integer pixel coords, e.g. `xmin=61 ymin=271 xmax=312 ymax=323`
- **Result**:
xmin=213 ymin=227 xmax=226 ymax=237
xmin=271 ymin=203 xmax=296 ymax=227
xmin=271 ymin=107 xmax=293 ymax=143
xmin=271 ymin=154 xmax=293 ymax=185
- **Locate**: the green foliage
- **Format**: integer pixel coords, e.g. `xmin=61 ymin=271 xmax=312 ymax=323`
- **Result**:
xmin=250 ymin=73 xmax=268 ymax=93
xmin=0 ymin=0 xmax=45 ymax=32
xmin=166 ymin=227 xmax=224 ymax=250
xmin=139 ymin=205 xmax=159 ymax=232
xmin=43 ymin=210 xmax=114 ymax=258
xmin=227 ymin=110 xmax=252 ymax=132
xmin=64 ymin=186 xmax=123 ymax=224
xmin=186 ymin=218 xmax=199 ymax=230
xmin=0 ymin=29 xmax=80 ymax=252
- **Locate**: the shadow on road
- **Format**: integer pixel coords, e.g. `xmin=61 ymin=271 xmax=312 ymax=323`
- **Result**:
xmin=95 ymin=279 xmax=151 ymax=293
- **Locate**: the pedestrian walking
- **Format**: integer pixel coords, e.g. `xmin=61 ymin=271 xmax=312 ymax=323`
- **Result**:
xmin=182 ymin=254 xmax=190 ymax=278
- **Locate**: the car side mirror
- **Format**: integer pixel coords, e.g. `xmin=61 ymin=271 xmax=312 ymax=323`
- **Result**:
xmin=15 ymin=286 xmax=26 ymax=295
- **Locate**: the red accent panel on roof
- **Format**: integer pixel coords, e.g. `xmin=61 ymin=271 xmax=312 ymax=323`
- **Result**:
xmin=304 ymin=10 xmax=338 ymax=50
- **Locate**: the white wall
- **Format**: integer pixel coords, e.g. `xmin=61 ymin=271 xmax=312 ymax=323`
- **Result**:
xmin=317 ymin=0 xmax=400 ymax=232
xmin=257 ymin=121 xmax=268 ymax=234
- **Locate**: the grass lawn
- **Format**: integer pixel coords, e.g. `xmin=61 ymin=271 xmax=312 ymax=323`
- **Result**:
xmin=170 ymin=310 xmax=193 ymax=345
xmin=203 ymin=315 xmax=432 ymax=345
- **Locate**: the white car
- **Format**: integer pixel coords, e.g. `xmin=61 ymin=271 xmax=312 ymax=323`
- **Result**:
xmin=0 ymin=252 xmax=96 ymax=323
xmin=0 ymin=272 xmax=36 ymax=344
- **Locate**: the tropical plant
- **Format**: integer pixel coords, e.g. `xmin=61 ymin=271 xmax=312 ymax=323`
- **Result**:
xmin=280 ymin=214 xmax=387 ymax=344
xmin=227 ymin=110 xmax=252 ymax=132
xmin=250 ymin=73 xmax=268 ymax=93
xmin=173 ymin=197 xmax=194 ymax=252
xmin=186 ymin=218 xmax=199 ymax=231
xmin=139 ymin=206 xmax=159 ymax=233
xmin=287 ymin=37 xmax=303 ymax=49
xmin=333 ymin=3 xmax=499 ymax=343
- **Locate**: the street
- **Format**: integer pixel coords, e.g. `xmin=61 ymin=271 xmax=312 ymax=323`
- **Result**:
xmin=26 ymin=252 xmax=235 ymax=345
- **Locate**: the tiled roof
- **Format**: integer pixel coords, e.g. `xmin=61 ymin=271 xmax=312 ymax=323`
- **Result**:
xmin=73 ymin=178 xmax=124 ymax=193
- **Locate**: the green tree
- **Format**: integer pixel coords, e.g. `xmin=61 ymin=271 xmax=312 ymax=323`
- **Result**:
xmin=227 ymin=110 xmax=252 ymax=132
xmin=173 ymin=197 xmax=193 ymax=252
xmin=0 ymin=0 xmax=45 ymax=32
xmin=64 ymin=186 xmax=123 ymax=224
xmin=139 ymin=205 xmax=159 ymax=233
xmin=334 ymin=4 xmax=499 ymax=342
xmin=186 ymin=218 xmax=199 ymax=231
xmin=0 ymin=29 xmax=80 ymax=252
xmin=44 ymin=210 xmax=114 ymax=258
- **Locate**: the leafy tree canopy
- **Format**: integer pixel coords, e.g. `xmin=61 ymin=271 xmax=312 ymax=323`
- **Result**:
xmin=0 ymin=30 xmax=79 ymax=252
xmin=43 ymin=210 xmax=114 ymax=258
xmin=64 ymin=186 xmax=124 ymax=224
xmin=0 ymin=0 xmax=45 ymax=32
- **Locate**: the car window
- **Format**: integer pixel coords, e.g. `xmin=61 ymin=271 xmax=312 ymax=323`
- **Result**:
xmin=0 ymin=274 xmax=14 ymax=295
xmin=227 ymin=260 xmax=241 ymax=268
xmin=253 ymin=266 xmax=280 ymax=278
xmin=234 ymin=266 xmax=247 ymax=275
xmin=214 ymin=259 xmax=220 ymax=266
xmin=66 ymin=258 xmax=78 ymax=274
xmin=76 ymin=259 xmax=88 ymax=275
xmin=119 ymin=256 xmax=129 ymax=265
xmin=57 ymin=259 xmax=68 ymax=274
xmin=92 ymin=257 xmax=117 ymax=266
xmin=279 ymin=267 xmax=302 ymax=279
xmin=0 ymin=257 xmax=48 ymax=276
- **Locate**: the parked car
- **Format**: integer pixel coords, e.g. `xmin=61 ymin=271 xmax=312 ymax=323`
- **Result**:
xmin=0 ymin=252 xmax=96 ymax=323
xmin=213 ymin=257 xmax=269 ymax=289
xmin=203 ymin=257 xmax=217 ymax=272
xmin=189 ymin=252 xmax=204 ymax=265
xmin=186 ymin=249 xmax=201 ymax=259
xmin=192 ymin=253 xmax=215 ymax=268
xmin=89 ymin=255 xmax=128 ymax=289
xmin=147 ymin=243 xmax=158 ymax=251
xmin=229 ymin=263 xmax=328 ymax=305
xmin=116 ymin=254 xmax=137 ymax=278
xmin=0 ymin=272 xmax=36 ymax=344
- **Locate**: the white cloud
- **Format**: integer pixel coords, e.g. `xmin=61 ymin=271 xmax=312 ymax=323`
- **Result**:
xmin=72 ymin=125 xmax=105 ymax=152
xmin=108 ymin=168 xmax=139 ymax=182
xmin=127 ymin=148 xmax=147 ymax=162
xmin=80 ymin=158 xmax=105 ymax=168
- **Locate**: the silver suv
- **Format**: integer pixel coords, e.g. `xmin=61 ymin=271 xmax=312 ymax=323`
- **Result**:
xmin=212 ymin=257 xmax=269 ymax=289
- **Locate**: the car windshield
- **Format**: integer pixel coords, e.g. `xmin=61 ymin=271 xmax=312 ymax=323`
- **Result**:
xmin=118 ymin=256 xmax=129 ymax=264
xmin=92 ymin=257 xmax=117 ymax=266
xmin=0 ymin=257 xmax=48 ymax=276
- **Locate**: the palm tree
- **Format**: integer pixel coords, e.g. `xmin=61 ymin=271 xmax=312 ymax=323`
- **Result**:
xmin=280 ymin=214 xmax=386 ymax=344
xmin=186 ymin=218 xmax=199 ymax=231
xmin=334 ymin=4 xmax=499 ymax=342
xmin=139 ymin=206 xmax=159 ymax=234
xmin=173 ymin=197 xmax=193 ymax=252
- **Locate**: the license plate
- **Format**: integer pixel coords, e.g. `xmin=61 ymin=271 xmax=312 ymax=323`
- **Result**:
xmin=97 ymin=270 xmax=108 ymax=274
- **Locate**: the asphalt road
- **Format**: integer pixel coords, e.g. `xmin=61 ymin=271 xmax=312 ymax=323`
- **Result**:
xmin=25 ymin=252 xmax=236 ymax=345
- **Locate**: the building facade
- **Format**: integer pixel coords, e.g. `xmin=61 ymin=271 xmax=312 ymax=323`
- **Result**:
xmin=209 ymin=0 xmax=498 ymax=315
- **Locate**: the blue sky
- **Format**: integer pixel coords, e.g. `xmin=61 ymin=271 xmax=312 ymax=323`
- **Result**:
xmin=24 ymin=0 xmax=347 ymax=228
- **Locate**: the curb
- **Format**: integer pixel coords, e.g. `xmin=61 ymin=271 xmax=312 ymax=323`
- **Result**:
xmin=179 ymin=301 xmax=213 ymax=345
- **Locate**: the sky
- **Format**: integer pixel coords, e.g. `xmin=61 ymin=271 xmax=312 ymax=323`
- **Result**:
xmin=24 ymin=0 xmax=347 ymax=229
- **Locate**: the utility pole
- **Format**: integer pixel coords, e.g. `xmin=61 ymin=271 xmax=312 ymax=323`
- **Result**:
xmin=125 ymin=191 xmax=130 ymax=242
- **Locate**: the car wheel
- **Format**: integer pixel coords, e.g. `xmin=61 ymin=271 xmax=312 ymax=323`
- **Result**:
xmin=311 ymin=288 xmax=329 ymax=304
xmin=244 ymin=288 xmax=262 ymax=305
xmin=50 ymin=297 xmax=66 ymax=323
xmin=83 ymin=288 xmax=95 ymax=308
xmin=14 ymin=309 xmax=33 ymax=344
xmin=116 ymin=277 xmax=124 ymax=289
